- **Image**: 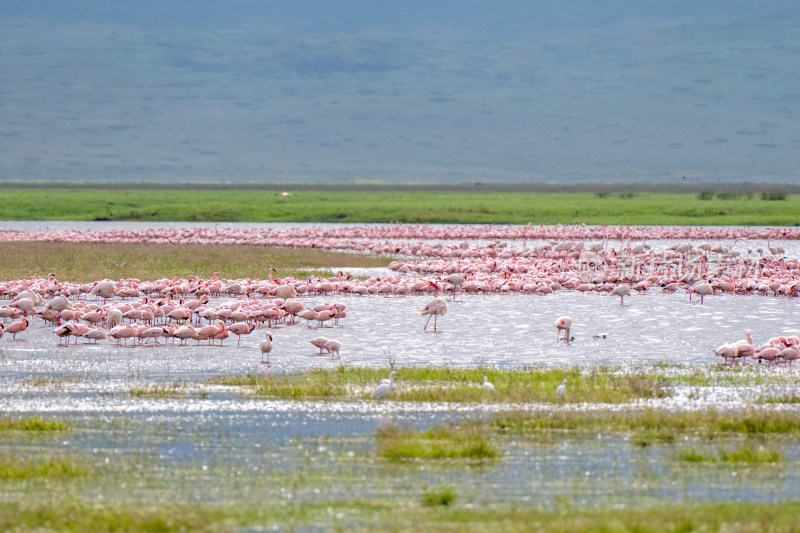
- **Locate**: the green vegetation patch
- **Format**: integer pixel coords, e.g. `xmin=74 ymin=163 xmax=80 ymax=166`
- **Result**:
xmin=1 ymin=188 xmax=799 ymax=225
xmin=376 ymin=423 xmax=499 ymax=461
xmin=0 ymin=241 xmax=390 ymax=283
xmin=0 ymin=416 xmax=68 ymax=432
xmin=677 ymin=444 xmax=784 ymax=463
xmin=421 ymin=485 xmax=457 ymax=506
xmin=211 ymin=366 xmax=673 ymax=403
xmin=0 ymin=501 xmax=231 ymax=533
xmin=0 ymin=455 xmax=88 ymax=479
xmin=491 ymin=408 xmax=800 ymax=442
xmin=6 ymin=498 xmax=800 ymax=532
xmin=128 ymin=382 xmax=209 ymax=399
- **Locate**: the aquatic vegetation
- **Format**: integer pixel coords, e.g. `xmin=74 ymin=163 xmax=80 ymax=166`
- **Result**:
xmin=421 ymin=485 xmax=457 ymax=506
xmin=677 ymin=444 xmax=784 ymax=463
xmin=0 ymin=416 xmax=68 ymax=432
xmin=212 ymin=366 xmax=674 ymax=403
xmin=490 ymin=408 xmax=800 ymax=440
xmin=376 ymin=423 xmax=499 ymax=461
xmin=128 ymin=382 xmax=207 ymax=399
xmin=0 ymin=456 xmax=88 ymax=479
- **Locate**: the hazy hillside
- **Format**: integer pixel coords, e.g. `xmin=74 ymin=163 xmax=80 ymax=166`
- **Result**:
xmin=1 ymin=2 xmax=798 ymax=184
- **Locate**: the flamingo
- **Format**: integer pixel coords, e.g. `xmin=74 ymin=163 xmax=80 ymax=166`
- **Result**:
xmin=733 ymin=332 xmax=755 ymax=362
xmin=553 ymin=316 xmax=572 ymax=343
xmin=482 ymin=375 xmax=495 ymax=393
xmin=54 ymin=321 xmax=78 ymax=346
xmin=197 ymin=320 xmax=225 ymax=345
xmin=609 ymin=284 xmax=630 ymax=306
xmin=108 ymin=324 xmax=137 ymax=346
xmin=173 ymin=325 xmax=199 ymax=346
xmin=689 ymin=281 xmax=713 ymax=304
xmin=371 ymin=371 xmax=396 ymax=399
xmin=713 ymin=343 xmax=738 ymax=365
xmin=308 ymin=337 xmax=329 ymax=355
xmin=228 ymin=322 xmax=255 ymax=345
xmin=420 ymin=296 xmax=447 ymax=332
xmin=445 ymin=273 xmax=463 ymax=300
xmin=83 ymin=327 xmax=108 ymax=344
xmin=324 ymin=339 xmax=341 ymax=358
xmin=6 ymin=317 xmax=28 ymax=340
xmin=259 ymin=332 xmax=273 ymax=362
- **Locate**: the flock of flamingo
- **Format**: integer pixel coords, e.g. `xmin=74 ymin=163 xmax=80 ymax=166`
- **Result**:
xmin=1 ymin=223 xmax=799 ymax=368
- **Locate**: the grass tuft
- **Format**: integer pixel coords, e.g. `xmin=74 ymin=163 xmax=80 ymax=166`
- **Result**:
xmin=0 ymin=416 xmax=68 ymax=432
xmin=0 ymin=456 xmax=88 ymax=479
xmin=421 ymin=485 xmax=457 ymax=506
xmin=376 ymin=423 xmax=499 ymax=461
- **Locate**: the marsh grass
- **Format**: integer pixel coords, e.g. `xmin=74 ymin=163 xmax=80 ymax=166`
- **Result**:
xmin=761 ymin=392 xmax=800 ymax=404
xmin=0 ymin=241 xmax=391 ymax=283
xmin=129 ymin=382 xmax=207 ymax=399
xmin=421 ymin=485 xmax=457 ymax=506
xmin=376 ymin=423 xmax=499 ymax=461
xmin=0 ymin=416 xmax=68 ymax=432
xmin=677 ymin=444 xmax=783 ymax=463
xmin=4 ymin=499 xmax=800 ymax=533
xmin=0 ymin=501 xmax=232 ymax=533
xmin=0 ymin=455 xmax=88 ymax=479
xmin=212 ymin=366 xmax=673 ymax=403
xmin=491 ymin=408 xmax=800 ymax=441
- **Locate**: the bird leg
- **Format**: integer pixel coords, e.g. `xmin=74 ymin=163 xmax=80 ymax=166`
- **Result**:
xmin=424 ymin=315 xmax=433 ymax=330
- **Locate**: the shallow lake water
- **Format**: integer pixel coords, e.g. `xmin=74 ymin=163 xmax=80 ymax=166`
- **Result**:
xmin=2 ymin=222 xmax=800 ymax=516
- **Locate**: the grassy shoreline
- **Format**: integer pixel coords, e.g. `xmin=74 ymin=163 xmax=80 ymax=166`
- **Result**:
xmin=1 ymin=188 xmax=798 ymax=225
xmin=0 ymin=241 xmax=390 ymax=282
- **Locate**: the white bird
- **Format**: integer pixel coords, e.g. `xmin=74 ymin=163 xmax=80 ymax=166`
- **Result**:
xmin=556 ymin=379 xmax=567 ymax=398
xmin=371 ymin=371 xmax=397 ymax=399
xmin=482 ymin=375 xmax=495 ymax=393
xmin=592 ymin=333 xmax=608 ymax=339
xmin=259 ymin=332 xmax=273 ymax=362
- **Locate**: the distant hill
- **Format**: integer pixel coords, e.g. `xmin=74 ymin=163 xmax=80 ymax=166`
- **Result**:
xmin=1 ymin=2 xmax=798 ymax=184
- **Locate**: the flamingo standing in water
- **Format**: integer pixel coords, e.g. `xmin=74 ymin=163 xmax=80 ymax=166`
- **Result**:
xmin=609 ymin=284 xmax=630 ymax=306
xmin=6 ymin=317 xmax=28 ymax=340
xmin=323 ymin=339 xmax=341 ymax=358
xmin=259 ymin=332 xmax=273 ymax=362
xmin=308 ymin=337 xmax=329 ymax=354
xmin=553 ymin=316 xmax=572 ymax=343
xmin=420 ymin=285 xmax=447 ymax=332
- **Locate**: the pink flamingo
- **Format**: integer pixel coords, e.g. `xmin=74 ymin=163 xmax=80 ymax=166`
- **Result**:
xmin=6 ymin=317 xmax=28 ymax=340
xmin=609 ymin=284 xmax=630 ymax=305
xmin=420 ymin=298 xmax=447 ymax=332
xmin=308 ymin=337 xmax=329 ymax=354
xmin=228 ymin=322 xmax=255 ymax=345
xmin=259 ymin=332 xmax=273 ymax=362
xmin=108 ymin=324 xmax=137 ymax=346
xmin=733 ymin=332 xmax=755 ymax=362
xmin=324 ymin=339 xmax=341 ymax=358
xmin=553 ymin=316 xmax=572 ymax=343
xmin=173 ymin=325 xmax=200 ymax=346
xmin=713 ymin=343 xmax=737 ymax=365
